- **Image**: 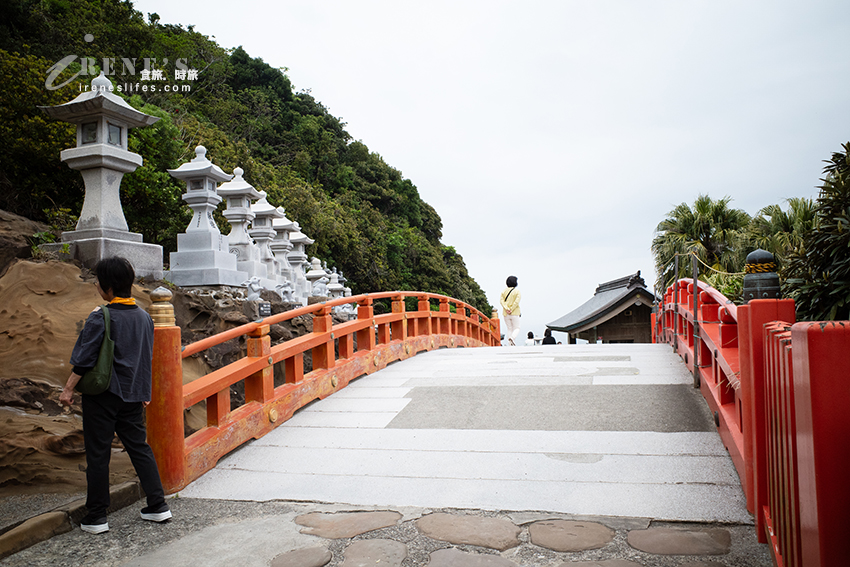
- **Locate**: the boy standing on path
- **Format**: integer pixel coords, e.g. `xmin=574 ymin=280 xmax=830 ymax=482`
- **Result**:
xmin=60 ymin=257 xmax=171 ymax=534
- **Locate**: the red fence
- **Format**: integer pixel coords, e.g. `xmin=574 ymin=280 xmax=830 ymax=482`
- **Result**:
xmin=146 ymin=291 xmax=500 ymax=494
xmin=656 ymin=280 xmax=850 ymax=567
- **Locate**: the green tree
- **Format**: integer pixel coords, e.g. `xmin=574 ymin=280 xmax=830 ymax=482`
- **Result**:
xmin=0 ymin=0 xmax=493 ymax=315
xmin=0 ymin=50 xmax=79 ymax=220
xmin=651 ymin=195 xmax=752 ymax=290
xmin=785 ymin=143 xmax=850 ymax=321
xmin=747 ymin=197 xmax=815 ymax=271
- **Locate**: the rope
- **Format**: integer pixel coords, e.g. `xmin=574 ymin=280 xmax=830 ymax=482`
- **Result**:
xmin=692 ymin=254 xmax=746 ymax=277
xmin=745 ymin=262 xmax=777 ymax=274
xmin=659 ymin=252 xmax=746 ymax=277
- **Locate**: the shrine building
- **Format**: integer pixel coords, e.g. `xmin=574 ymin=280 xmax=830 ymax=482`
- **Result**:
xmin=547 ymin=271 xmax=656 ymax=344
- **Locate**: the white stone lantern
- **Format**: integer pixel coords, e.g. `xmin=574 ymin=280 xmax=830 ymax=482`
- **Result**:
xmin=327 ymin=268 xmax=344 ymax=299
xmin=270 ymin=211 xmax=296 ymax=284
xmin=39 ymin=72 xmax=163 ymax=278
xmin=288 ymin=224 xmax=313 ymax=305
xmin=217 ymin=167 xmax=266 ymax=280
xmin=165 ymin=146 xmax=247 ymax=286
xmin=249 ymin=191 xmax=285 ymax=286
xmin=306 ymin=256 xmax=329 ymax=294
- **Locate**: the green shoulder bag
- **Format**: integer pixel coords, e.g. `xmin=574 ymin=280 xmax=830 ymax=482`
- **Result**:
xmin=75 ymin=305 xmax=114 ymax=395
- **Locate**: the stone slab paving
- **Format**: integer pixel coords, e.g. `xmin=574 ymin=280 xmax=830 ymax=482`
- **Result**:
xmin=2 ymin=345 xmax=774 ymax=565
xmin=0 ymin=499 xmax=772 ymax=566
xmin=270 ymin=545 xmax=332 ymax=567
xmin=180 ymin=344 xmax=751 ymax=523
xmin=415 ymin=513 xmax=521 ymax=551
xmin=295 ymin=511 xmax=402 ymax=538
xmin=428 ymin=548 xmax=520 ymax=566
xmin=627 ymin=527 xmax=732 ymax=555
xmin=529 ymin=520 xmax=615 ymax=552
xmin=340 ymin=539 xmax=407 ymax=566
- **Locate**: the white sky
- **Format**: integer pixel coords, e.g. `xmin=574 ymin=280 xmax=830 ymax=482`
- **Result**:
xmin=134 ymin=0 xmax=850 ymax=340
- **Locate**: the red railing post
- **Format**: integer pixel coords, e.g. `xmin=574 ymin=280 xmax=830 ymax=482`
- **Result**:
xmin=439 ymin=297 xmax=450 ymax=335
xmin=792 ymin=321 xmax=850 ymax=567
xmin=245 ymin=324 xmax=273 ymax=403
xmin=312 ymin=304 xmax=335 ymax=369
xmin=146 ymin=288 xmax=185 ymax=494
xmin=338 ymin=331 xmax=354 ymax=360
xmin=417 ymin=295 xmax=432 ymax=337
xmin=356 ymin=296 xmax=376 ymax=352
xmin=762 ymin=322 xmax=800 ymax=567
xmin=455 ymin=302 xmax=466 ymax=338
xmin=738 ymin=298 xmax=795 ymax=541
xmin=391 ymin=294 xmax=406 ymax=342
xmin=284 ymin=352 xmax=304 ymax=384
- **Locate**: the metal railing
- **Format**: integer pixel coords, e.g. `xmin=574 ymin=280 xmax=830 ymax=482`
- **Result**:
xmin=146 ymin=291 xmax=501 ymax=493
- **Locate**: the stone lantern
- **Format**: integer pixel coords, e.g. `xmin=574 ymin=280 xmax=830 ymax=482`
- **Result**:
xmin=249 ymin=191 xmax=285 ymax=287
xmin=217 ymin=167 xmax=266 ymax=281
xmin=288 ymin=224 xmax=313 ymax=305
xmin=39 ymin=72 xmax=163 ymax=278
xmin=270 ymin=211 xmax=296 ymax=285
xmin=306 ymin=256 xmax=329 ymax=296
xmin=327 ymin=268 xmax=344 ymax=299
xmin=165 ymin=146 xmax=247 ymax=286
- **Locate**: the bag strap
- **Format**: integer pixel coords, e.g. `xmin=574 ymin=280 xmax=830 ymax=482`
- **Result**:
xmin=505 ymin=288 xmax=515 ymax=302
xmin=102 ymin=304 xmax=111 ymax=340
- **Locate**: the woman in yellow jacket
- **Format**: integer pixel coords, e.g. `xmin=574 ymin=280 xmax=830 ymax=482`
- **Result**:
xmin=500 ymin=275 xmax=521 ymax=346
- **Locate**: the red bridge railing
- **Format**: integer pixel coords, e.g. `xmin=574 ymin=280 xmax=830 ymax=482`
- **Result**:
xmin=656 ymin=280 xmax=850 ymax=567
xmin=146 ymin=291 xmax=500 ymax=494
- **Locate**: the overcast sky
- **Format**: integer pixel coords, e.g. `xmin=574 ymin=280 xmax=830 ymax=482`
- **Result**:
xmin=134 ymin=0 xmax=850 ymax=340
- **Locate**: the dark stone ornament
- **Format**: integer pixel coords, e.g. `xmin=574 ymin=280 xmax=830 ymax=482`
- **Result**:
xmin=742 ymin=248 xmax=781 ymax=302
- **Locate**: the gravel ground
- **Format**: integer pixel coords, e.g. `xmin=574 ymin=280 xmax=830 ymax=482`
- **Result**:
xmin=0 ymin=496 xmax=773 ymax=567
xmin=0 ymin=492 xmax=85 ymax=534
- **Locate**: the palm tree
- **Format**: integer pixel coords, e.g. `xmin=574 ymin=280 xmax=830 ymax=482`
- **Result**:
xmin=748 ymin=197 xmax=816 ymax=270
xmin=651 ymin=194 xmax=751 ymax=290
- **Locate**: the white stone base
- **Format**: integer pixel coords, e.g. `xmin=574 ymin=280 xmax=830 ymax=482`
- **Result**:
xmin=42 ymin=237 xmax=164 ymax=280
xmin=62 ymin=228 xmax=143 ymax=242
xmin=237 ymin=259 xmax=270 ymax=280
xmin=164 ymin=267 xmax=248 ymax=287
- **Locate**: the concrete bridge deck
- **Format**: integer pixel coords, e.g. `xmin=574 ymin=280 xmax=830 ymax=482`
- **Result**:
xmin=4 ymin=344 xmax=774 ymax=566
xmin=181 ymin=343 xmax=750 ymax=523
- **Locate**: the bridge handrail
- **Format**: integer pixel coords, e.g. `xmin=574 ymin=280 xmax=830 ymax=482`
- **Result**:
xmin=146 ymin=289 xmax=501 ymax=496
xmin=658 ymin=278 xmax=746 ymax=474
xmin=180 ymin=291 xmax=489 ymax=358
xmin=656 ymin=276 xmax=850 ymax=567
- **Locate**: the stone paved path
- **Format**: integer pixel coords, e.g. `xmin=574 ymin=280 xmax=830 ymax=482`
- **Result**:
xmin=1 ymin=345 xmax=774 ymax=565
xmin=1 ymin=499 xmax=772 ymax=566
xmin=181 ymin=344 xmax=750 ymax=522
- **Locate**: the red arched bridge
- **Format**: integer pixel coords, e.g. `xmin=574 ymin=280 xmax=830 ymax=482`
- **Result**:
xmin=144 ymin=286 xmax=848 ymax=567
xmin=146 ymin=292 xmax=500 ymax=491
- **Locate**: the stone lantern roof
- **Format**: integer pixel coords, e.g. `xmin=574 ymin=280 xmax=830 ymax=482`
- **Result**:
xmin=217 ymin=167 xmax=261 ymax=201
xmin=167 ymin=146 xmax=232 ymax=183
xmin=272 ymin=212 xmax=295 ymax=232
xmin=40 ymin=72 xmax=159 ymax=128
xmin=290 ymin=228 xmax=314 ymax=245
xmin=250 ymin=191 xmax=285 ymax=219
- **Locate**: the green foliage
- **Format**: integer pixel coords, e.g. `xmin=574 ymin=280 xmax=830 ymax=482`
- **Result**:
xmin=785 ymin=143 xmax=850 ymax=321
xmin=0 ymin=0 xmax=491 ymax=314
xmin=650 ymin=146 xmax=850 ymax=320
xmin=0 ymin=49 xmax=79 ymax=219
xmin=748 ymin=197 xmax=815 ymax=273
xmin=651 ymin=194 xmax=751 ymax=290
